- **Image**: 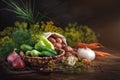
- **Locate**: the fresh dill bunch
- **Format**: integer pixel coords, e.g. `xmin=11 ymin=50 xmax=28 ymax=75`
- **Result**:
xmin=0 ymin=27 xmax=14 ymax=37
xmin=64 ymin=23 xmax=84 ymax=47
xmin=30 ymin=21 xmax=64 ymax=35
xmin=39 ymin=21 xmax=64 ymax=34
xmin=0 ymin=36 xmax=12 ymax=46
xmin=64 ymin=23 xmax=98 ymax=47
xmin=0 ymin=41 xmax=17 ymax=59
xmin=11 ymin=29 xmax=33 ymax=47
xmin=80 ymin=25 xmax=98 ymax=43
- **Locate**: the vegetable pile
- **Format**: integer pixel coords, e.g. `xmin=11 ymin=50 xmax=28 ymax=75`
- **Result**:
xmin=0 ymin=29 xmax=110 ymax=71
xmin=20 ymin=35 xmax=57 ymax=57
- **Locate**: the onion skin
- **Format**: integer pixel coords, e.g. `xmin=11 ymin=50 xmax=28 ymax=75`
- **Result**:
xmin=56 ymin=38 xmax=62 ymax=43
xmin=62 ymin=43 xmax=66 ymax=48
xmin=7 ymin=49 xmax=25 ymax=69
xmin=48 ymin=37 xmax=56 ymax=43
xmin=7 ymin=49 xmax=19 ymax=63
xmin=77 ymin=48 xmax=95 ymax=61
xmin=64 ymin=46 xmax=73 ymax=52
xmin=12 ymin=56 xmax=25 ymax=69
xmin=54 ymin=43 xmax=62 ymax=49
xmin=65 ymin=52 xmax=73 ymax=57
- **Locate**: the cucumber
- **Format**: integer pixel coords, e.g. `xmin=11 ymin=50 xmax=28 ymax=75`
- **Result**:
xmin=25 ymin=51 xmax=31 ymax=56
xmin=35 ymin=45 xmax=57 ymax=55
xmin=31 ymin=50 xmax=42 ymax=57
xmin=41 ymin=51 xmax=55 ymax=57
xmin=20 ymin=44 xmax=33 ymax=52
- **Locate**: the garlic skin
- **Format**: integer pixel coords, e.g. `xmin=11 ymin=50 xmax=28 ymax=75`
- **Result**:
xmin=67 ymin=55 xmax=78 ymax=66
xmin=77 ymin=47 xmax=95 ymax=60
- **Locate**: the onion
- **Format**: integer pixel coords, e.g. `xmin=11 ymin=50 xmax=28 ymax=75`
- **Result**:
xmin=64 ymin=46 xmax=73 ymax=52
xmin=7 ymin=49 xmax=19 ymax=63
xmin=7 ymin=49 xmax=25 ymax=69
xmin=12 ymin=57 xmax=25 ymax=69
xmin=77 ymin=47 xmax=95 ymax=60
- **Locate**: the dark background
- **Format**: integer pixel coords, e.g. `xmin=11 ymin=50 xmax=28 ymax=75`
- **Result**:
xmin=0 ymin=0 xmax=120 ymax=51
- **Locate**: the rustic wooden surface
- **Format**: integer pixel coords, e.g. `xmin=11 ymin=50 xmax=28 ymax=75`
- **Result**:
xmin=0 ymin=48 xmax=120 ymax=80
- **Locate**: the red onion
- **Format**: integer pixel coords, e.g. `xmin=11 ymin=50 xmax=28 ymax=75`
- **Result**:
xmin=7 ymin=49 xmax=19 ymax=63
xmin=12 ymin=56 xmax=25 ymax=69
xmin=7 ymin=49 xmax=25 ymax=69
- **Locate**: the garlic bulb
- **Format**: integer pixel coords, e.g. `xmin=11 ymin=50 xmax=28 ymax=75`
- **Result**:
xmin=77 ymin=47 xmax=95 ymax=60
xmin=67 ymin=55 xmax=78 ymax=66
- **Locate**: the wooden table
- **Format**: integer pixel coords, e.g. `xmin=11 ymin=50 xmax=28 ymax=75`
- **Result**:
xmin=0 ymin=48 xmax=120 ymax=80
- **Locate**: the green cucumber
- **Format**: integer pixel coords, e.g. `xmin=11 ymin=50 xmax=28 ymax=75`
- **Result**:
xmin=31 ymin=50 xmax=42 ymax=57
xmin=25 ymin=51 xmax=31 ymax=56
xmin=20 ymin=44 xmax=33 ymax=52
xmin=35 ymin=45 xmax=57 ymax=55
xmin=41 ymin=51 xmax=55 ymax=57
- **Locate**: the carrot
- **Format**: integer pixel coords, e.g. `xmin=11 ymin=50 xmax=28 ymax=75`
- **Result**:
xmin=87 ymin=43 xmax=103 ymax=49
xmin=94 ymin=50 xmax=111 ymax=57
xmin=76 ymin=43 xmax=87 ymax=48
xmin=77 ymin=43 xmax=103 ymax=49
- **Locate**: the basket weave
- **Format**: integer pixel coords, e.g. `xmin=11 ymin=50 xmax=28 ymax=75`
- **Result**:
xmin=22 ymin=49 xmax=65 ymax=67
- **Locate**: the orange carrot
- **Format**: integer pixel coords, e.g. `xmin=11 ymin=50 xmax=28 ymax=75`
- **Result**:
xmin=77 ymin=43 xmax=103 ymax=49
xmin=94 ymin=50 xmax=111 ymax=57
xmin=76 ymin=43 xmax=86 ymax=48
xmin=87 ymin=43 xmax=103 ymax=49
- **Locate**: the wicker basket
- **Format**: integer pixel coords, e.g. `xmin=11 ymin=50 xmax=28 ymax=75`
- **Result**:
xmin=22 ymin=49 xmax=65 ymax=67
